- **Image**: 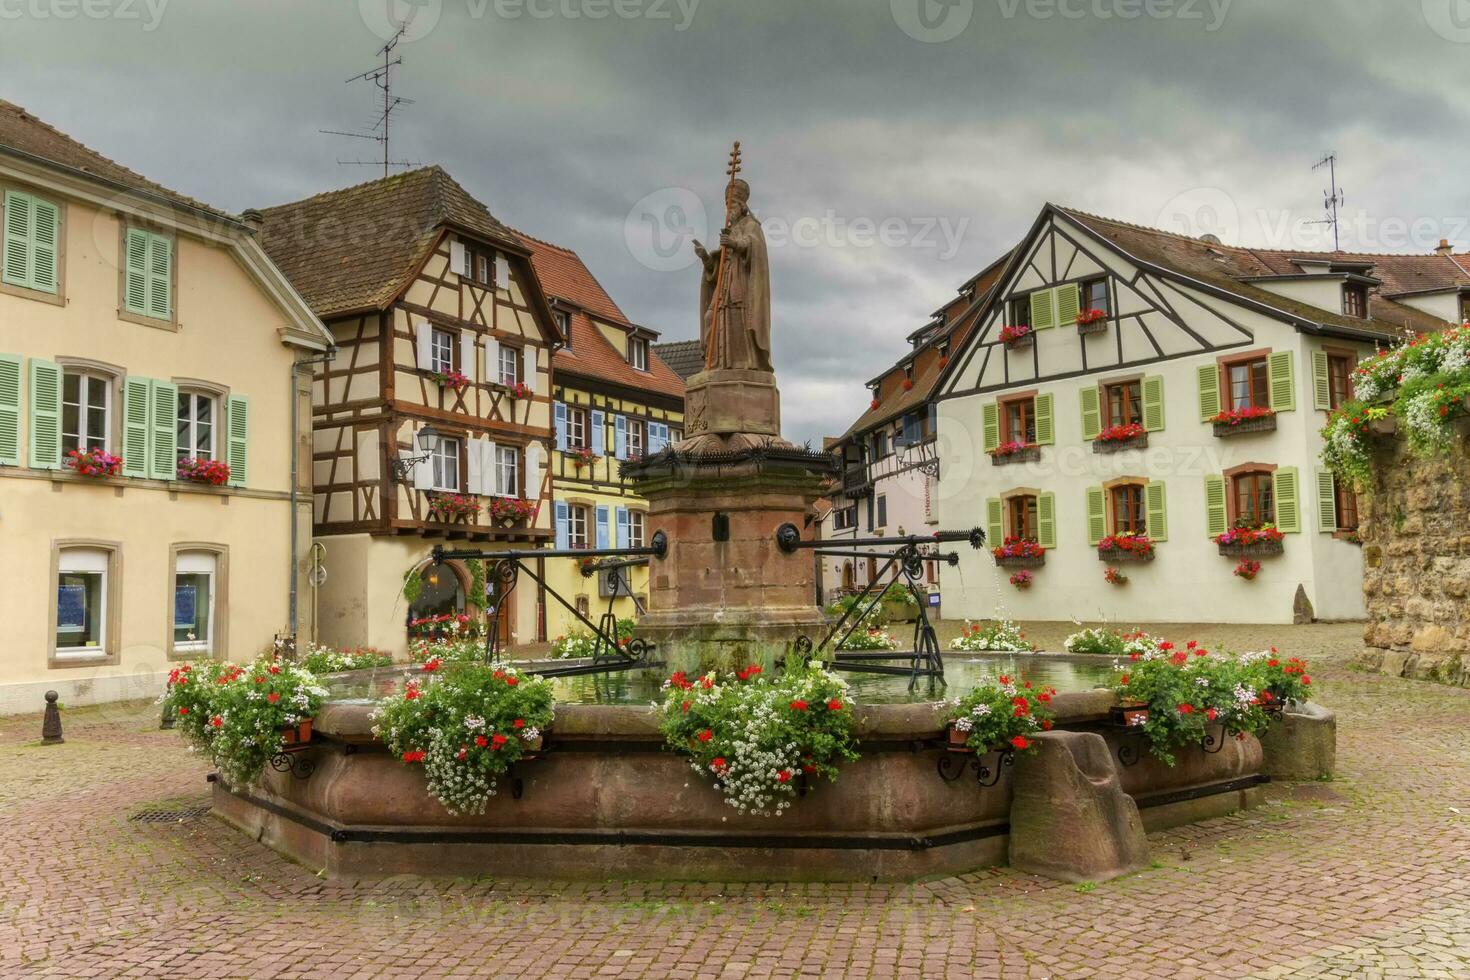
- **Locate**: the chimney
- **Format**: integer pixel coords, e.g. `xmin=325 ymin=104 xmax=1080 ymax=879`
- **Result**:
xmin=1434 ymin=238 xmax=1453 ymax=256
xmin=240 ymin=208 xmax=264 ymax=236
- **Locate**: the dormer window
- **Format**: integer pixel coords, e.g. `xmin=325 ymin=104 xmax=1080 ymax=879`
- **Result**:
xmin=1343 ymin=282 xmax=1369 ymax=318
xmin=556 ymin=311 xmax=571 ymax=346
xmin=628 ymin=335 xmax=649 ymax=371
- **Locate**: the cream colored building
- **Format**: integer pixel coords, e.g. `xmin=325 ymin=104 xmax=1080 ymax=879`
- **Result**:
xmin=0 ymin=101 xmax=333 ymax=713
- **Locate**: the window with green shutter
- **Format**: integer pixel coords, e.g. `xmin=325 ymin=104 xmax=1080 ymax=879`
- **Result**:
xmin=3 ymin=190 xmax=60 ymax=295
xmin=1037 ymin=492 xmax=1056 ymax=549
xmin=1085 ymin=486 xmax=1106 ymax=546
xmin=1079 ymin=385 xmax=1101 ymax=441
xmin=121 ymin=376 xmax=151 ymax=478
xmin=0 ymin=353 xmax=20 ymax=466
xmin=985 ymin=497 xmax=1003 ymax=548
xmin=1054 ymin=283 xmax=1079 ymax=328
xmin=1029 ymin=289 xmax=1057 ymax=330
xmin=1273 ymin=466 xmax=1301 ymax=532
xmin=123 ymin=227 xmax=173 ymax=320
xmin=226 ymin=395 xmax=249 ymax=487
xmin=1142 ymin=375 xmax=1165 ymax=431
xmin=149 ymin=380 xmax=178 ymax=480
xmin=28 ymin=358 xmax=61 ymax=469
xmin=1268 ymin=350 xmax=1295 ymax=413
xmin=1033 ymin=392 xmax=1054 ymax=445
xmin=1315 ymin=468 xmax=1337 ymax=533
xmin=1197 ymin=364 xmax=1221 ymax=420
xmin=1204 ymin=475 xmax=1228 ymax=537
xmin=1145 ymin=481 xmax=1168 ymax=541
xmin=1312 ymin=350 xmax=1332 ymax=411
xmin=981 ymin=401 xmax=999 ymax=453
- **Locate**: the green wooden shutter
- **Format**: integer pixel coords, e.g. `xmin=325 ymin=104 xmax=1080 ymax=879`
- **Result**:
xmin=1142 ymin=375 xmax=1165 ymax=432
xmin=985 ymin=497 xmax=1003 ymax=547
xmin=1197 ymin=364 xmax=1221 ymax=421
xmin=1086 ymin=486 xmax=1106 ymax=546
xmin=1037 ymin=492 xmax=1057 ymax=549
xmin=1268 ymin=350 xmax=1295 ymax=413
xmin=1274 ymin=466 xmax=1301 ymax=532
xmin=1204 ymin=475 xmax=1228 ymax=538
xmin=226 ymin=394 xmax=248 ymax=487
xmin=1316 ymin=467 xmax=1337 ymax=533
xmin=121 ymin=376 xmax=152 ymax=478
xmin=27 ymin=358 xmax=61 ymax=470
xmin=0 ymin=353 xmax=21 ymax=466
xmin=3 ymin=191 xmax=32 ymax=289
xmin=149 ymin=380 xmax=178 ymax=479
xmin=30 ymin=197 xmax=58 ymax=294
xmin=1029 ymin=289 xmax=1056 ymax=330
xmin=1055 ymin=284 xmax=1079 ymax=327
xmin=1146 ymin=481 xmax=1168 ymax=542
xmin=1034 ymin=392 xmax=1054 ymax=445
xmin=1312 ymin=350 xmax=1331 ymax=411
xmin=124 ymin=228 xmax=149 ymax=314
xmin=146 ymin=234 xmax=172 ymax=320
xmin=981 ymin=401 xmax=999 ymax=452
xmin=1080 ymin=385 xmax=1101 ymax=441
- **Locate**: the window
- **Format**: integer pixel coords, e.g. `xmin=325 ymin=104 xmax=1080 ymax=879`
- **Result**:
xmin=61 ymin=371 xmax=110 ymax=456
xmin=1226 ymin=357 xmax=1270 ymax=410
xmin=1461 ymin=294 xmax=1470 ymax=324
xmin=1007 ymin=494 xmax=1039 ymax=541
xmin=1003 ymin=396 xmax=1036 ymax=444
xmin=176 ymin=391 xmax=216 ymax=461
xmin=1326 ymin=354 xmax=1355 ymax=410
xmin=2 ymin=189 xmax=61 ymax=295
xmin=495 ymin=445 xmax=519 ymax=497
xmin=833 ymin=504 xmax=857 ymax=531
xmin=1232 ymin=470 xmax=1275 ymax=526
xmin=871 ymin=430 xmax=889 ymax=460
xmin=1343 ymin=283 xmax=1368 ymax=318
xmin=556 ymin=311 xmax=571 ymax=344
xmin=1103 ymin=380 xmax=1142 ymax=428
xmin=122 ymin=227 xmax=173 ymax=321
xmin=173 ymin=551 xmax=217 ymax=654
xmin=668 ymin=426 xmax=683 ymax=444
xmin=1110 ymin=483 xmax=1146 ymax=535
xmin=565 ymin=406 xmax=588 ymax=450
xmin=1081 ymin=277 xmax=1109 ymax=315
xmin=498 ymin=345 xmax=520 ymax=386
xmin=431 ymin=436 xmax=461 ymax=491
xmin=55 ymin=546 xmax=111 ymax=657
xmin=1335 ymin=482 xmax=1359 ymax=532
xmin=1007 ymin=297 xmax=1030 ymax=329
xmin=628 ymin=510 xmax=646 ymax=548
xmin=568 ymin=504 xmax=589 ymax=548
xmin=876 ymin=494 xmax=888 ymax=527
xmin=626 ymin=418 xmax=645 ymax=459
xmin=628 ymin=336 xmax=649 ymax=371
xmin=429 ymin=328 xmax=455 ymax=374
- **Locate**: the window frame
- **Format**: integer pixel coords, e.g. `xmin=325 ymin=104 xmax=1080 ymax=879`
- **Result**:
xmin=497 ymin=344 xmax=520 ymax=386
xmin=1107 ymin=479 xmax=1148 ymax=536
xmin=1005 ymin=492 xmax=1039 ymax=542
xmin=568 ymin=503 xmax=590 ymax=548
xmin=1326 ymin=352 xmax=1355 ymax=410
xmin=565 ymin=405 xmax=589 ymax=450
xmin=0 ymin=184 xmax=67 ymax=305
xmin=1342 ymin=282 xmax=1369 ymax=319
xmin=1334 ymin=481 xmax=1359 ymax=533
xmin=429 ymin=327 xmax=456 ymax=374
xmin=1007 ymin=296 xmax=1031 ymax=329
xmin=1221 ymin=354 xmax=1271 ymax=411
xmin=1230 ymin=467 xmax=1277 ymax=527
xmin=627 ymin=509 xmax=646 ymax=548
xmin=1102 ymin=379 xmax=1143 ymax=429
xmin=626 ymin=417 xmax=646 ymax=459
xmin=49 ymin=539 xmax=121 ymax=667
xmin=167 ymin=544 xmax=228 ymax=660
xmin=430 ymin=435 xmax=462 ymax=492
xmin=175 ymin=389 xmax=217 ymax=462
xmin=495 ymin=444 xmax=519 ymax=498
xmin=1000 ymin=393 xmax=1037 ymax=445
xmin=61 ymin=369 xmax=114 ymax=457
xmin=628 ymin=335 xmax=649 ymax=371
xmin=1080 ymin=276 xmax=1110 ymax=316
xmin=117 ymin=224 xmax=178 ymax=330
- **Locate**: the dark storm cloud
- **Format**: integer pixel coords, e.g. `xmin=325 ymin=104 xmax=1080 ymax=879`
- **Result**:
xmin=4 ymin=0 xmax=1468 ymax=442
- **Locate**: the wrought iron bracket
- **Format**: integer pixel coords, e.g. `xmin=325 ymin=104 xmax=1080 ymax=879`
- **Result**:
xmin=936 ymin=748 xmax=1014 ymax=787
xmin=269 ymin=752 xmax=316 ymax=780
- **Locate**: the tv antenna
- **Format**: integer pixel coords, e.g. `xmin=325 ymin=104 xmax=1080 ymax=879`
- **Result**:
xmin=320 ymin=25 xmax=420 ymax=177
xmin=1309 ymin=153 xmax=1345 ymax=252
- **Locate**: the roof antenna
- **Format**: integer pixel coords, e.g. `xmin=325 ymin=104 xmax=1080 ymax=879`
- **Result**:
xmin=1309 ymin=154 xmax=1345 ymax=252
xmin=320 ymin=25 xmax=421 ymax=177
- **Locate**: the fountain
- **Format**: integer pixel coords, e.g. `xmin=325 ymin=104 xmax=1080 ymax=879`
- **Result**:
xmin=209 ymin=149 xmax=1277 ymax=882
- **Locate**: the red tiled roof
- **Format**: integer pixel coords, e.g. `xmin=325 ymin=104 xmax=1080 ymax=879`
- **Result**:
xmin=0 ymin=98 xmax=233 ymax=220
xmin=519 ymin=235 xmax=686 ymax=400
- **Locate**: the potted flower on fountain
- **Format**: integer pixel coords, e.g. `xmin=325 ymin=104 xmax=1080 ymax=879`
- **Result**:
xmin=942 ymin=677 xmax=1055 ymax=785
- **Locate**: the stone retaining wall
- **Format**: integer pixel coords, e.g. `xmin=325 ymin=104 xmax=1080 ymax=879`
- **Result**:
xmin=1360 ymin=418 xmax=1470 ymax=686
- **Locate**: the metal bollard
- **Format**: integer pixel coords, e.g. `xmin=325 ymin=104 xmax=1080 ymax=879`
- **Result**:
xmin=41 ymin=691 xmax=64 ymax=745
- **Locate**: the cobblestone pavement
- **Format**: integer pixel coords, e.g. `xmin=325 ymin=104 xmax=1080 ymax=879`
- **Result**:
xmin=3 ymin=621 xmax=1469 ymax=979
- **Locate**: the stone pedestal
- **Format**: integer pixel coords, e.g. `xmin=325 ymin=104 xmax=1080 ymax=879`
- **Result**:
xmin=1258 ymin=702 xmax=1336 ymax=781
xmin=683 ymin=368 xmax=781 ymax=439
xmin=626 ymin=445 xmax=836 ymax=666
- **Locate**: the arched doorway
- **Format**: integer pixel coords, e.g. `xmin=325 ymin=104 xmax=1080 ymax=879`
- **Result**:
xmin=841 ymin=561 xmax=855 ymax=592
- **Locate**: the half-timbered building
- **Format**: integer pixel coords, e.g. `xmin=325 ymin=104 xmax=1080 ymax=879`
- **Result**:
xmin=521 ymin=235 xmax=685 ymax=638
xmin=257 ymin=167 xmax=564 ymax=655
xmin=937 ymin=204 xmax=1469 ymax=624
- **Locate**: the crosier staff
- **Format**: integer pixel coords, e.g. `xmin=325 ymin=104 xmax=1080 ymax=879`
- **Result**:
xmin=702 ymin=140 xmax=742 ymax=371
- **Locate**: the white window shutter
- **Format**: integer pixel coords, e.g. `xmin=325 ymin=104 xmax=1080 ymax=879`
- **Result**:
xmin=554 ymin=402 xmax=568 ymax=451
xmin=616 ymin=506 xmax=630 ymax=548
xmin=484 ymin=439 xmax=499 ymax=496
xmin=614 ymin=415 xmax=628 ymax=460
xmin=596 ymin=505 xmax=611 ymax=549
xmin=525 ymin=441 xmax=544 ymax=500
xmin=460 ymin=332 xmax=477 ymax=383
xmin=522 ymin=346 xmax=536 ymax=392
xmin=466 ymin=436 xmax=485 ymax=495
xmin=590 ymin=410 xmax=605 ymax=456
xmin=410 ymin=426 xmax=432 ymax=491
xmin=415 ymin=321 xmax=432 ymax=369
xmin=494 ymin=252 xmax=510 ymax=291
xmin=450 ymin=241 xmax=467 ymax=278
xmin=554 ymin=500 xmax=570 ymax=550
xmin=486 ymin=337 xmax=501 ymax=384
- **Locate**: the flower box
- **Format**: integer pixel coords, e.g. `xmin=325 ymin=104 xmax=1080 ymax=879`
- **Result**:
xmin=280 ymin=718 xmax=313 ymax=750
xmin=1110 ymin=704 xmax=1149 ymax=728
xmin=947 ymin=725 xmax=972 ymax=750
xmin=1097 ymin=546 xmax=1155 ymax=563
xmin=990 ymin=446 xmax=1040 ymax=465
xmin=1093 ymin=433 xmax=1147 ymax=454
xmin=65 ymin=449 xmax=123 ymax=479
xmin=1004 ymin=332 xmax=1034 ymax=351
xmin=520 ymin=732 xmax=544 ymax=754
xmin=994 ymin=554 xmax=1045 ymax=569
xmin=1076 ymin=319 xmax=1108 ymax=336
xmin=1218 ymin=539 xmax=1284 ymax=558
xmin=1212 ymin=413 xmax=1277 ymax=437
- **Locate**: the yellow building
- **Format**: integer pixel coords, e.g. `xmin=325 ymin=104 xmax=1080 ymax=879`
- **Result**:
xmin=522 ymin=236 xmax=685 ymax=640
xmin=0 ymin=100 xmax=333 ymax=712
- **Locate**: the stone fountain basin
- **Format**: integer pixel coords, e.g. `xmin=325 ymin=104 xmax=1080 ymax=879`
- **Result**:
xmin=211 ymin=687 xmax=1269 ymax=882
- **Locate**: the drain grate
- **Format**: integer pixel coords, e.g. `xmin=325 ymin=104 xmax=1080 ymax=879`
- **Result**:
xmin=129 ymin=802 xmax=212 ymax=824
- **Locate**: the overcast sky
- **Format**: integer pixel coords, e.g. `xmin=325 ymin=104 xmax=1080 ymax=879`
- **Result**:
xmin=5 ymin=0 xmax=1469 ymax=443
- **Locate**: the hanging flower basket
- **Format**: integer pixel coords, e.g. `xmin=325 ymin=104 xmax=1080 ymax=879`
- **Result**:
xmin=1234 ymin=559 xmax=1262 ymax=580
xmin=1092 ymin=423 xmax=1147 ymax=453
xmin=1211 ymin=407 xmax=1276 ymax=437
xmin=1104 ymin=566 xmax=1128 ymax=586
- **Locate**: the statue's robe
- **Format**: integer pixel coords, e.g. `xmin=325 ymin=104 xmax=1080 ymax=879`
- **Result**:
xmin=699 ymin=209 xmax=772 ymax=372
